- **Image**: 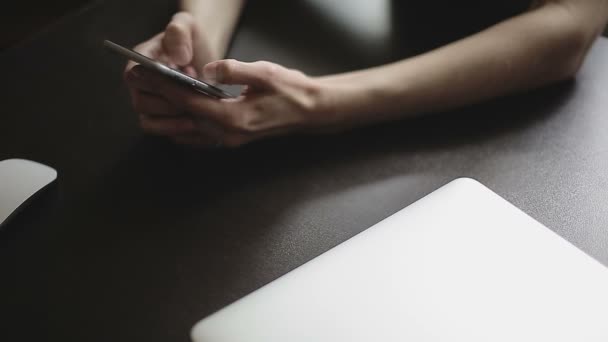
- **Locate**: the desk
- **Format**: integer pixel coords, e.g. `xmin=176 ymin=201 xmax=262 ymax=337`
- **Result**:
xmin=1 ymin=1 xmax=607 ymax=341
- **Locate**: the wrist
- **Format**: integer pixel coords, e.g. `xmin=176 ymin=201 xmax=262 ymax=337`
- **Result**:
xmin=192 ymin=17 xmax=228 ymax=60
xmin=309 ymin=78 xmax=343 ymax=127
xmin=181 ymin=11 xmax=225 ymax=61
xmin=179 ymin=0 xmax=245 ymax=60
xmin=200 ymin=31 xmax=224 ymax=61
xmin=311 ymin=75 xmax=372 ymax=128
xmin=313 ymin=66 xmax=417 ymax=128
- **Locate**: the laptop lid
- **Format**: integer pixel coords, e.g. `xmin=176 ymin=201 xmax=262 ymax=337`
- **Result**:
xmin=191 ymin=178 xmax=608 ymax=341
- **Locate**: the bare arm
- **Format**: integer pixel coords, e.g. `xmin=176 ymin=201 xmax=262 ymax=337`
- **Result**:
xmin=317 ymin=0 xmax=608 ymax=126
xmin=180 ymin=0 xmax=246 ymax=60
xmin=125 ymin=0 xmax=608 ymax=148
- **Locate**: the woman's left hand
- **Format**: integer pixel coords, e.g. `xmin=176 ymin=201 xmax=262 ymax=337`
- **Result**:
xmin=125 ymin=59 xmax=330 ymax=148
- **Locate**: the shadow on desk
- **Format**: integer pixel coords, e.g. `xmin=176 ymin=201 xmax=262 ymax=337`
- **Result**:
xmin=87 ymin=82 xmax=575 ymax=227
xmin=35 ymin=78 xmax=571 ymax=336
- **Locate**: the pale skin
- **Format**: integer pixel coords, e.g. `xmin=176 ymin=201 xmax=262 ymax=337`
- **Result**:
xmin=125 ymin=0 xmax=608 ymax=148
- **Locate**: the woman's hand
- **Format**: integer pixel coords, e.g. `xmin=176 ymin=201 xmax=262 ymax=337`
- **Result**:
xmin=124 ymin=12 xmax=217 ymax=77
xmin=124 ymin=12 xmax=220 ymax=141
xmin=125 ymin=59 xmax=330 ymax=148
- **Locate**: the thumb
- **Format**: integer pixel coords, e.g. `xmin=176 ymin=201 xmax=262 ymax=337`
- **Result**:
xmin=162 ymin=12 xmax=196 ymax=67
xmin=203 ymin=60 xmax=278 ymax=89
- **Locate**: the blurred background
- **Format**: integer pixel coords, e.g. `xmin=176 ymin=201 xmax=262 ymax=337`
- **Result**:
xmin=0 ymin=0 xmax=93 ymax=50
xmin=0 ymin=0 xmax=607 ymax=51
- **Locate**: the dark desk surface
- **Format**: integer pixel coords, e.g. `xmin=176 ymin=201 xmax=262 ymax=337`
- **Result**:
xmin=2 ymin=1 xmax=608 ymax=341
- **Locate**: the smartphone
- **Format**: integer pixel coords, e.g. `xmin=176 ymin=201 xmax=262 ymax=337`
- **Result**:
xmin=104 ymin=40 xmax=234 ymax=99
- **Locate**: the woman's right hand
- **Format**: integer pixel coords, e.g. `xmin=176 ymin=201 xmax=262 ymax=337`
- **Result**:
xmin=124 ymin=12 xmax=219 ymax=137
xmin=124 ymin=11 xmax=217 ymax=78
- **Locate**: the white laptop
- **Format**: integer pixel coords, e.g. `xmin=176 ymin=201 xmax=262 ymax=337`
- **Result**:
xmin=191 ymin=178 xmax=608 ymax=342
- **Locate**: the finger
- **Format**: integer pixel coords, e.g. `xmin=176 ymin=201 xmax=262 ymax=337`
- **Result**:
xmin=139 ymin=114 xmax=197 ymax=136
xmin=182 ymin=65 xmax=198 ymax=78
xmin=162 ymin=12 xmax=196 ymax=66
xmin=131 ymin=91 xmax=181 ymax=116
xmin=203 ymin=60 xmax=281 ymax=89
xmin=124 ymin=33 xmax=163 ymax=75
xmin=131 ymin=66 xmax=241 ymax=127
xmin=125 ymin=65 xmax=165 ymax=95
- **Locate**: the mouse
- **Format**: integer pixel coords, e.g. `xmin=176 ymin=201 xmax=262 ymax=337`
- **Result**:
xmin=0 ymin=159 xmax=57 ymax=228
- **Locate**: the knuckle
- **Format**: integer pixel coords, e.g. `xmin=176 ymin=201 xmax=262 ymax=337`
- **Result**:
xmin=242 ymin=110 xmax=261 ymax=133
xmin=166 ymin=21 xmax=188 ymax=38
xmin=290 ymin=69 xmax=307 ymax=79
xmin=166 ymin=14 xmax=195 ymax=37
xmin=218 ymin=59 xmax=238 ymax=81
xmin=257 ymin=61 xmax=280 ymax=80
xmin=225 ymin=112 xmax=254 ymax=133
xmin=172 ymin=12 xmax=195 ymax=26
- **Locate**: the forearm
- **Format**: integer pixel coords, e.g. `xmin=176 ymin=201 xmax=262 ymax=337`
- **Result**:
xmin=180 ymin=0 xmax=246 ymax=59
xmin=316 ymin=1 xmax=606 ymax=126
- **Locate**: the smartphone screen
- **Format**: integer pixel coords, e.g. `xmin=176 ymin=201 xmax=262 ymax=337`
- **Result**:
xmin=103 ymin=40 xmax=234 ymax=99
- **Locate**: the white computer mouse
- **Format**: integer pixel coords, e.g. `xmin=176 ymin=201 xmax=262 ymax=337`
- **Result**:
xmin=0 ymin=158 xmax=57 ymax=227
